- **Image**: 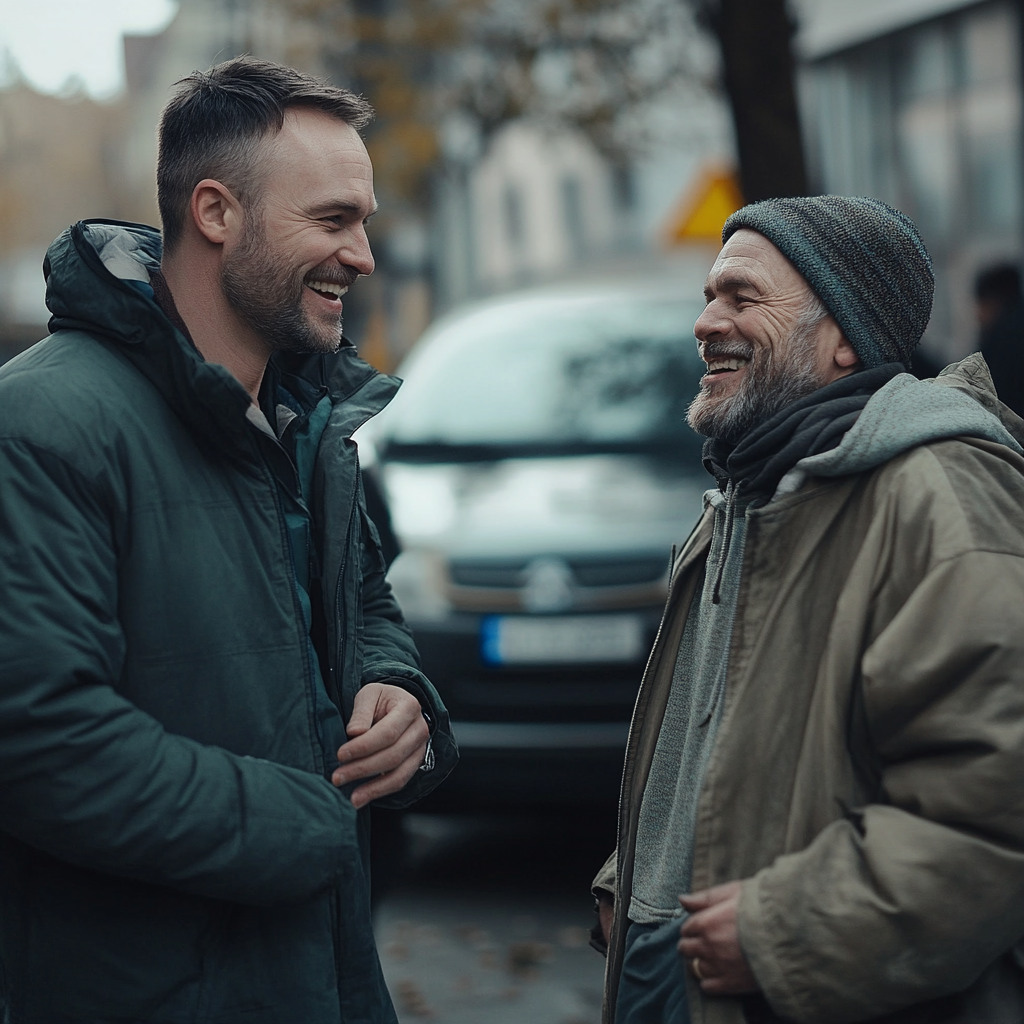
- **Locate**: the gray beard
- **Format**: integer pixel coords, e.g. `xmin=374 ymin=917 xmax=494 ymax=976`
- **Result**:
xmin=220 ymin=218 xmax=343 ymax=356
xmin=687 ymin=320 xmax=828 ymax=444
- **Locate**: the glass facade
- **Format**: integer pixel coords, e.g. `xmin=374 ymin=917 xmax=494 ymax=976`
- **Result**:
xmin=801 ymin=1 xmax=1023 ymax=359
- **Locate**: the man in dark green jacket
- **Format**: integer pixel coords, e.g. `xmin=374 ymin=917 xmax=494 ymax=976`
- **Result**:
xmin=0 ymin=57 xmax=456 ymax=1023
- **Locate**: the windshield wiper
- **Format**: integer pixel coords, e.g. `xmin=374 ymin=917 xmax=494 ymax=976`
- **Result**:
xmin=380 ymin=438 xmax=700 ymax=462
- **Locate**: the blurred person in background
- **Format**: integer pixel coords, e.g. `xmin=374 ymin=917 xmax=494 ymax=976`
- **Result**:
xmin=591 ymin=196 xmax=1024 ymax=1024
xmin=977 ymin=262 xmax=1024 ymax=418
xmin=0 ymin=57 xmax=456 ymax=1023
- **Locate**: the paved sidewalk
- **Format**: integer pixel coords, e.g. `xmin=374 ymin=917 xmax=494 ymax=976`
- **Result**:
xmin=374 ymin=813 xmax=613 ymax=1024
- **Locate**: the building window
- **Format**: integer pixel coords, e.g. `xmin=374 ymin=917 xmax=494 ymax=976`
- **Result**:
xmin=960 ymin=4 xmax=1022 ymax=232
xmin=504 ymin=185 xmax=524 ymax=249
xmin=611 ymin=164 xmax=635 ymax=210
xmin=561 ymin=176 xmax=585 ymax=262
xmin=807 ymin=0 xmax=1022 ymax=244
xmin=802 ymin=0 xmax=1024 ymax=357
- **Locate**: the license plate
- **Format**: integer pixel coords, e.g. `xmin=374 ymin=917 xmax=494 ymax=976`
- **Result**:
xmin=480 ymin=614 xmax=645 ymax=666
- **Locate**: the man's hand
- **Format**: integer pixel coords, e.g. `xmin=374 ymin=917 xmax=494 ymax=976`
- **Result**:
xmin=677 ymin=882 xmax=760 ymax=996
xmin=331 ymin=683 xmax=429 ymax=809
xmin=597 ymin=893 xmax=614 ymax=946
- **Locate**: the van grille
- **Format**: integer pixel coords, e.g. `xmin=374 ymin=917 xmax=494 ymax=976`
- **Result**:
xmin=449 ymin=556 xmax=666 ymax=590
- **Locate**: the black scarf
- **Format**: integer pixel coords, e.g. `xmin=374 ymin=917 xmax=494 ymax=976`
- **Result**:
xmin=702 ymin=363 xmax=905 ymax=501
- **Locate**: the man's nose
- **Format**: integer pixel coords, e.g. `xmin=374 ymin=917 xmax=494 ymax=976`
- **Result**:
xmin=694 ymin=303 xmax=720 ymax=342
xmin=342 ymin=229 xmax=375 ymax=278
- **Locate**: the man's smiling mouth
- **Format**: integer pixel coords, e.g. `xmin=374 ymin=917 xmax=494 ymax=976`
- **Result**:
xmin=306 ymin=279 xmax=350 ymax=302
xmin=704 ymin=355 xmax=750 ymax=376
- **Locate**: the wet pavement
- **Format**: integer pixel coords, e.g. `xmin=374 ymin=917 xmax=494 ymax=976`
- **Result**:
xmin=373 ymin=810 xmax=618 ymax=1023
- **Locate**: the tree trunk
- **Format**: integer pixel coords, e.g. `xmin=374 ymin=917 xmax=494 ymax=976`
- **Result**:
xmin=701 ymin=0 xmax=808 ymax=203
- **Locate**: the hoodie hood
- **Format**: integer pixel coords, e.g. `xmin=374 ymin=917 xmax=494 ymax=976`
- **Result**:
xmin=797 ymin=353 xmax=1024 ymax=481
xmin=43 ymin=220 xmax=398 ymax=460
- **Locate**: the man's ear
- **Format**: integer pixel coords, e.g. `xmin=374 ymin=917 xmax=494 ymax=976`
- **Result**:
xmin=834 ymin=331 xmax=860 ymax=370
xmin=818 ymin=316 xmax=860 ymax=371
xmin=190 ymin=179 xmax=243 ymax=246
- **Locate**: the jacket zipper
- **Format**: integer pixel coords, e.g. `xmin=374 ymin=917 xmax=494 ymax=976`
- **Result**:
xmin=614 ymin=527 xmax=699 ymax=877
xmin=263 ymin=458 xmax=324 ymax=774
xmin=711 ymin=480 xmax=737 ymax=605
xmin=606 ymin=542 xmax=687 ymax=1024
xmin=331 ymin=446 xmax=360 ymax=1013
xmin=605 ymin=515 xmax=715 ymax=1024
xmin=333 ymin=447 xmax=361 ymax=694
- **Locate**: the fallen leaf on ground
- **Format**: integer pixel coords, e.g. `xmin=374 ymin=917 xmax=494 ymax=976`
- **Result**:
xmin=507 ymin=940 xmax=553 ymax=976
xmin=396 ymin=979 xmax=433 ymax=1018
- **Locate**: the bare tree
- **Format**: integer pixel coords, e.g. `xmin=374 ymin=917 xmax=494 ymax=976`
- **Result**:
xmin=435 ymin=0 xmax=712 ymax=159
xmin=273 ymin=0 xmax=713 ymax=208
xmin=275 ymin=0 xmax=808 ymax=207
xmin=695 ymin=0 xmax=807 ymax=201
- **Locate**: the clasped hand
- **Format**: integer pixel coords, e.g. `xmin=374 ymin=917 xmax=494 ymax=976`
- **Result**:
xmin=331 ymin=683 xmax=429 ymax=809
xmin=677 ymin=882 xmax=759 ymax=996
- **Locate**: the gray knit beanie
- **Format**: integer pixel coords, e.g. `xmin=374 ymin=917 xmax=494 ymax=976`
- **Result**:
xmin=722 ymin=196 xmax=934 ymax=369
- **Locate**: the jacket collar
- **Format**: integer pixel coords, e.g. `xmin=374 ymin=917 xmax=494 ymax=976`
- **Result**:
xmin=44 ymin=220 xmax=398 ymax=460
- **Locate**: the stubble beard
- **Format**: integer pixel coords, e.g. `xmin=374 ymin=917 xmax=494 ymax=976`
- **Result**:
xmin=220 ymin=212 xmax=344 ymax=356
xmin=687 ymin=317 xmax=829 ymax=444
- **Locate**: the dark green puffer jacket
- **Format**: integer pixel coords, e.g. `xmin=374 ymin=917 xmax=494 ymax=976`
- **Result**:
xmin=0 ymin=220 xmax=457 ymax=1023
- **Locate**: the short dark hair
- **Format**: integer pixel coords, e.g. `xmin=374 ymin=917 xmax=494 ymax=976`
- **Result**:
xmin=157 ymin=56 xmax=374 ymax=252
xmin=975 ymin=263 xmax=1021 ymax=304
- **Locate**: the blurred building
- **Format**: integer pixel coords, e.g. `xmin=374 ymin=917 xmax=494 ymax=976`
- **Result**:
xmin=795 ymin=0 xmax=1024 ymax=361
xmin=466 ymin=121 xmax=620 ymax=293
xmin=0 ymin=83 xmax=129 ymax=358
xmin=433 ymin=55 xmax=735 ymax=318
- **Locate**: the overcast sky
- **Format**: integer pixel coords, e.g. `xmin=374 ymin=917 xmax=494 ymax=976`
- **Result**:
xmin=0 ymin=0 xmax=178 ymax=100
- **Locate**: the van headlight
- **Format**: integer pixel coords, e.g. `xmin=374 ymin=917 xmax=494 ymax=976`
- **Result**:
xmin=386 ymin=549 xmax=452 ymax=622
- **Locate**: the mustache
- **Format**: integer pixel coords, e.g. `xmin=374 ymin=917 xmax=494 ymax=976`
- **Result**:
xmin=698 ymin=341 xmax=754 ymax=363
xmin=303 ymin=263 xmax=361 ymax=288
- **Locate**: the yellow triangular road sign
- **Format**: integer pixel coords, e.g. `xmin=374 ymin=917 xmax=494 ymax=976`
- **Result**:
xmin=663 ymin=167 xmax=744 ymax=246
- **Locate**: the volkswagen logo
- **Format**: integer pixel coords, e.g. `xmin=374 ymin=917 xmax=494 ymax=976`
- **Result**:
xmin=521 ymin=557 xmax=575 ymax=613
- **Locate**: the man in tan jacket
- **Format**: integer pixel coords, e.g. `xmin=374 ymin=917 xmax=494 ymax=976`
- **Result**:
xmin=593 ymin=196 xmax=1024 ymax=1024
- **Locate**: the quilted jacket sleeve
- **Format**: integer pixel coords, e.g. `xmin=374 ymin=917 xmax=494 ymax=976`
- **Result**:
xmin=738 ymin=549 xmax=1024 ymax=1023
xmin=0 ymin=438 xmax=361 ymax=908
xmin=355 ymin=504 xmax=459 ymax=807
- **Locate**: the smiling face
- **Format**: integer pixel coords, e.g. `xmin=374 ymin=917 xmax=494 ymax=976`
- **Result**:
xmin=687 ymin=229 xmax=858 ymax=443
xmin=220 ymin=107 xmax=377 ymax=354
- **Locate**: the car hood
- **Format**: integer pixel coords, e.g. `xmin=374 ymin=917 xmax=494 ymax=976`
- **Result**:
xmin=381 ymin=454 xmax=707 ymax=559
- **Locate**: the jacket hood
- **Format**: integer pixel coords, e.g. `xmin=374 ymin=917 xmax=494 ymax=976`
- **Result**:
xmin=45 ymin=220 xmax=164 ymax=343
xmin=796 ymin=353 xmax=1024 ymax=480
xmin=43 ymin=220 xmax=398 ymax=459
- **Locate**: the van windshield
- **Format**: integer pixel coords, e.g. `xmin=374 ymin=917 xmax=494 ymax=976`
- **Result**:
xmin=376 ymin=295 xmax=706 ymax=457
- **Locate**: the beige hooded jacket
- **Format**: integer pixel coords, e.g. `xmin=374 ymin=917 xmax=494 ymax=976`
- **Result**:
xmin=595 ymin=356 xmax=1024 ymax=1024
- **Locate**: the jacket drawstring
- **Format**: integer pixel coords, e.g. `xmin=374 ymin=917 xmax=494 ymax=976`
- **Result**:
xmin=712 ymin=480 xmax=737 ymax=605
xmin=699 ymin=662 xmax=726 ymax=728
xmin=703 ymin=483 xmax=739 ymax=723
